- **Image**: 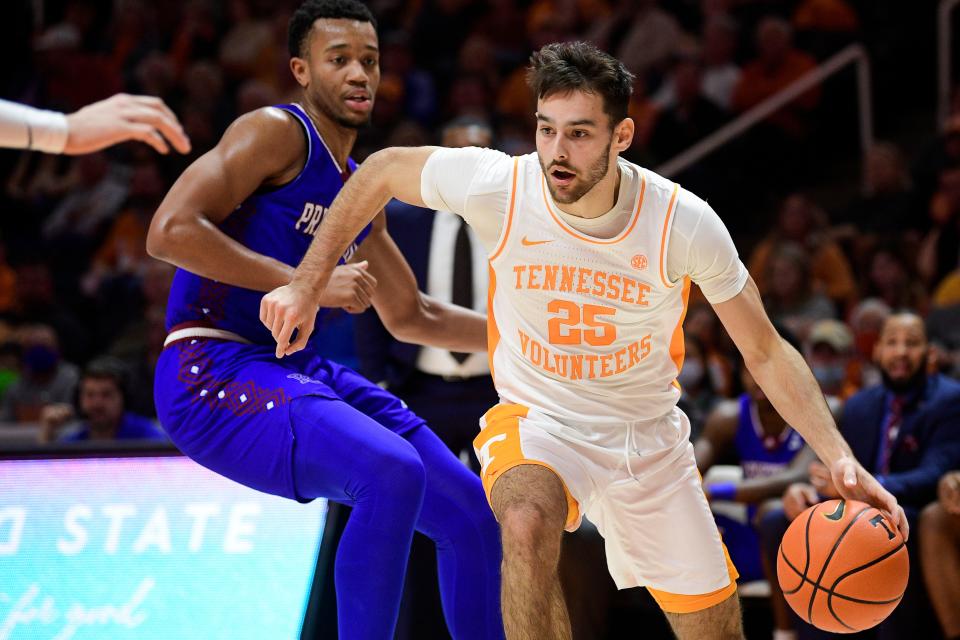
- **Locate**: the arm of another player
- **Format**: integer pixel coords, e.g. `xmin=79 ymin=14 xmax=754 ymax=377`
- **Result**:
xmin=148 ymin=108 xmax=374 ymax=310
xmin=354 ymin=213 xmax=486 ymax=352
xmin=734 ymin=397 xmax=839 ymax=503
xmin=0 ymin=95 xmax=191 ymax=155
xmin=711 ymin=280 xmax=908 ymax=539
xmin=147 ymin=108 xmax=307 ymax=292
xmin=694 ymin=399 xmax=738 ymax=474
xmin=261 ymin=146 xmax=440 ymax=357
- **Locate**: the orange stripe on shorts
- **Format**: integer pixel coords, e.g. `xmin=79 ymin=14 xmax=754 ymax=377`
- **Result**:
xmin=473 ymin=404 xmax=580 ymax=530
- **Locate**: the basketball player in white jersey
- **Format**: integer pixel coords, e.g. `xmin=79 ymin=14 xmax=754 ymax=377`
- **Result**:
xmin=260 ymin=42 xmax=907 ymax=639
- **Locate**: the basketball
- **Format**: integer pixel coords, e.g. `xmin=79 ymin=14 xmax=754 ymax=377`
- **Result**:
xmin=777 ymin=499 xmax=909 ymax=633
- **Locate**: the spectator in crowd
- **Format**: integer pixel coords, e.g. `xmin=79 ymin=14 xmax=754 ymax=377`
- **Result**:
xmin=791 ymin=0 xmax=859 ymax=58
xmin=838 ymin=142 xmax=922 ymax=265
xmin=749 ymin=193 xmax=857 ymax=309
xmin=684 ymin=302 xmax=735 ymax=397
xmin=758 ymin=312 xmax=960 ymax=639
xmin=920 ymin=470 xmax=960 ymax=640
xmin=761 ymin=242 xmax=836 ymax=340
xmin=677 ymin=334 xmax=721 ymax=441
xmin=38 ymin=357 xmax=166 ymax=443
xmin=700 ymin=14 xmax=742 ymax=111
xmin=848 ymin=297 xmax=891 ymax=388
xmin=919 ymin=163 xmax=960 ymax=290
xmin=40 ymin=153 xmax=130 ymax=241
xmin=864 ymin=243 xmax=928 ymax=314
xmin=0 ymin=324 xmax=78 ymax=424
xmin=649 ymin=55 xmax=727 ymax=161
xmin=805 ymin=318 xmax=859 ymax=399
xmin=731 ymin=16 xmax=820 ymax=139
xmin=13 ymin=259 xmax=89 ymax=364
xmin=586 ymin=0 xmax=691 ymax=79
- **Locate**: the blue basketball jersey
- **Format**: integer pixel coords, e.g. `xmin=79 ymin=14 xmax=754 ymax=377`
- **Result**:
xmin=734 ymin=392 xmax=805 ymax=479
xmin=165 ymin=103 xmax=372 ymax=347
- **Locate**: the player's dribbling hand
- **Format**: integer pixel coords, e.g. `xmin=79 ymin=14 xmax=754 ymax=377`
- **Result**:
xmin=783 ymin=483 xmax=819 ymax=521
xmin=317 ymin=261 xmax=377 ymax=314
xmin=829 ymin=455 xmax=909 ymax=541
xmin=260 ymin=282 xmax=319 ymax=359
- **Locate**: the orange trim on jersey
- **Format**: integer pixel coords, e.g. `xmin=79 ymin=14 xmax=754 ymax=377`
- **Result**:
xmin=486 ymin=265 xmax=500 ymax=382
xmin=669 ymin=277 xmax=691 ymax=388
xmin=538 ymin=171 xmax=646 ymax=245
xmin=647 ymin=545 xmax=738 ymax=613
xmin=474 ymin=404 xmax=580 ymax=530
xmin=489 ymin=157 xmax=520 ymax=262
xmin=658 ymin=183 xmax=680 ymax=288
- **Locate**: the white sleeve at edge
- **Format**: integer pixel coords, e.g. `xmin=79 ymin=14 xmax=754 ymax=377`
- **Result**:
xmin=667 ymin=188 xmax=749 ymax=304
xmin=420 ymin=146 xmax=514 ymax=252
xmin=0 ymin=99 xmax=68 ymax=154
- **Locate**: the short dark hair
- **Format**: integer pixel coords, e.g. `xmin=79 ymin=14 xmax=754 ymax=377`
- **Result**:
xmin=526 ymin=41 xmax=634 ymax=127
xmin=288 ymin=0 xmax=377 ymax=58
xmin=81 ymin=357 xmax=128 ymax=394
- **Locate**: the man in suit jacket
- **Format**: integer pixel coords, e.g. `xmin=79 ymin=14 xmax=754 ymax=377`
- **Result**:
xmin=758 ymin=312 xmax=960 ymax=640
xmin=355 ymin=117 xmax=499 ymax=474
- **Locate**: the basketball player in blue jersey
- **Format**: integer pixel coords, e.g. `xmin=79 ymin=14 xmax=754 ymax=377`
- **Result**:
xmin=146 ymin=2 xmax=503 ymax=638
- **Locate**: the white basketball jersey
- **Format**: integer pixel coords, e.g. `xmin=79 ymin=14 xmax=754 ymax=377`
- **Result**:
xmin=486 ymin=154 xmax=690 ymax=425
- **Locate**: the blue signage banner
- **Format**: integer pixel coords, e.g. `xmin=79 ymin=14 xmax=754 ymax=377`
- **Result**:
xmin=0 ymin=456 xmax=326 ymax=639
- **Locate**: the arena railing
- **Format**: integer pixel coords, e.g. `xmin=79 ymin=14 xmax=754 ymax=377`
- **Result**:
xmin=656 ymin=44 xmax=874 ymax=183
xmin=940 ymin=0 xmax=960 ymax=129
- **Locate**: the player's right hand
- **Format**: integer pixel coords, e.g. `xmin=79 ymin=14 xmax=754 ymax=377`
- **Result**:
xmin=64 ymin=93 xmax=191 ymax=155
xmin=783 ymin=483 xmax=819 ymax=521
xmin=317 ymin=261 xmax=377 ymax=314
xmin=260 ymin=281 xmax=320 ymax=358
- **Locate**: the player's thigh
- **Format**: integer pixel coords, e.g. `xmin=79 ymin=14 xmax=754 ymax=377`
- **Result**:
xmin=312 ymin=356 xmax=425 ymax=435
xmin=663 ymin=591 xmax=744 ymax=640
xmin=474 ymin=404 xmax=585 ymax=534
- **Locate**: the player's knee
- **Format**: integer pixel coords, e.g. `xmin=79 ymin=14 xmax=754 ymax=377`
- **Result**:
xmin=379 ymin=447 xmax=427 ymax=498
xmin=499 ymin=501 xmax=564 ymax=556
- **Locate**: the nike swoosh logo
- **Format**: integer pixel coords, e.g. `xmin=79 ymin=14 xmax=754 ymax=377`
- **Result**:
xmin=521 ymin=236 xmax=554 ymax=246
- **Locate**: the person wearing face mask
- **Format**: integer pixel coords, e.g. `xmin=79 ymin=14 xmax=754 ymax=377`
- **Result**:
xmin=677 ymin=335 xmax=720 ymax=441
xmin=805 ymin=319 xmax=859 ymax=399
xmin=0 ymin=324 xmax=78 ymax=424
xmin=758 ymin=312 xmax=960 ymax=640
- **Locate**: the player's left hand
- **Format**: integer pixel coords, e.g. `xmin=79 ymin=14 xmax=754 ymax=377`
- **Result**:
xmin=260 ymin=281 xmax=319 ymax=358
xmin=829 ymin=455 xmax=909 ymax=541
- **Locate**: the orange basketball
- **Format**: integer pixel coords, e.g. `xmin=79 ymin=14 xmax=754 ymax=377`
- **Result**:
xmin=777 ymin=499 xmax=909 ymax=633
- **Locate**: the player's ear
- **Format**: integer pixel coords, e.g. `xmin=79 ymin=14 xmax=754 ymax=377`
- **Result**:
xmin=290 ymin=56 xmax=310 ymax=88
xmin=613 ymin=117 xmax=634 ymax=153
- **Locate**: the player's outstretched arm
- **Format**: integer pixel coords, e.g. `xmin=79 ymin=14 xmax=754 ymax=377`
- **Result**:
xmin=355 ymin=213 xmax=486 ymax=352
xmin=0 ymin=95 xmax=191 ymax=155
xmin=261 ymin=146 xmax=439 ymax=357
xmin=148 ymin=108 xmax=308 ymax=292
xmin=712 ymin=277 xmax=909 ymax=539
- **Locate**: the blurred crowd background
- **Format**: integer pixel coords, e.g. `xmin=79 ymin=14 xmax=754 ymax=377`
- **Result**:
xmin=3 ymin=1 xmax=960 ymax=639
